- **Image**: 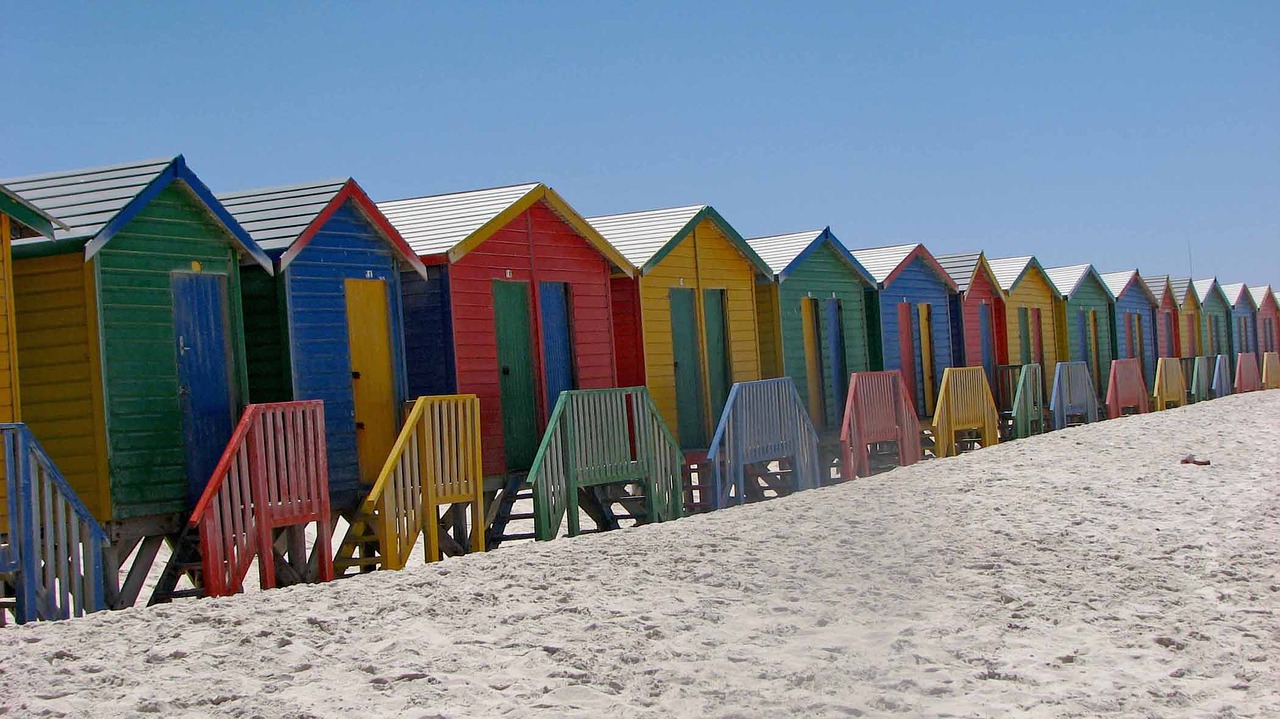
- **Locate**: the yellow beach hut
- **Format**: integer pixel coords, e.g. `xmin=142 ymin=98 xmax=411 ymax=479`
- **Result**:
xmin=986 ymin=256 xmax=1065 ymax=393
xmin=587 ymin=205 xmax=772 ymax=450
xmin=1170 ymin=278 xmax=1203 ymax=357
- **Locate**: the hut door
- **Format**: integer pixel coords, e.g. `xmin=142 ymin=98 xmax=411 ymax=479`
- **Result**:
xmin=917 ymin=304 xmax=936 ymax=416
xmin=539 ymin=282 xmax=575 ymax=412
xmin=669 ymin=288 xmax=707 ymax=448
xmin=172 ymin=272 xmax=235 ymax=505
xmin=979 ymin=304 xmax=995 ymax=382
xmin=896 ymin=303 xmax=917 ymax=414
xmin=800 ymin=299 xmax=825 ymax=424
xmin=702 ymin=290 xmax=732 ymax=425
xmin=493 ymin=281 xmax=538 ymax=471
xmin=345 ymin=279 xmax=397 ymax=486
xmin=1017 ymin=308 xmax=1031 ymax=364
xmin=822 ymin=299 xmax=847 ymax=428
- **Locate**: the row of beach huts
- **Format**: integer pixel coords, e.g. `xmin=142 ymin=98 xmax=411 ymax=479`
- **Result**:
xmin=0 ymin=156 xmax=1275 ymax=625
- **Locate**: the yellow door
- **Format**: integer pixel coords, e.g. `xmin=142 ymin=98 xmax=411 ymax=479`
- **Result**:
xmin=800 ymin=298 xmax=824 ymax=423
xmin=345 ymin=279 xmax=397 ymax=485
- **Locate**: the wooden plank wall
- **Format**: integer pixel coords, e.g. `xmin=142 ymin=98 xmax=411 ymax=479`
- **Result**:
xmin=876 ymin=255 xmax=955 ymax=403
xmin=1005 ymin=266 xmax=1061 ymax=378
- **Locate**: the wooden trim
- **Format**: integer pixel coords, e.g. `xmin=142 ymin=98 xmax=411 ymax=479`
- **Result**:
xmin=1 ymin=215 xmax=19 ymax=420
xmin=84 ymin=258 xmax=111 ymax=521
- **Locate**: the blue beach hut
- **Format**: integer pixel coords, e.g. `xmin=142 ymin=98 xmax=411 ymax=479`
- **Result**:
xmin=1100 ymin=270 xmax=1158 ymax=390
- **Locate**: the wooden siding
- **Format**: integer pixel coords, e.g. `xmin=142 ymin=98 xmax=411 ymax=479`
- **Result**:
xmin=610 ymin=275 xmax=646 ymax=388
xmin=95 ymin=182 xmax=248 ymax=519
xmin=1179 ymin=301 xmax=1202 ymax=357
xmin=755 ymin=281 xmax=783 ymax=379
xmin=1155 ymin=293 xmax=1180 ymax=358
xmin=636 ymin=217 xmax=761 ymax=446
xmin=0 ymin=216 xmax=18 ymax=424
xmin=1257 ymin=298 xmax=1279 ymax=354
xmin=1060 ymin=274 xmax=1115 ymax=395
xmin=402 ymin=264 xmax=457 ymax=397
xmin=241 ymin=263 xmax=291 ymax=404
xmin=449 ymin=200 xmax=617 ymax=476
xmin=1113 ymin=285 xmax=1158 ymax=390
xmin=958 ymin=268 xmax=1006 ymax=369
xmin=1230 ymin=302 xmax=1257 ymax=357
xmin=283 ymin=201 xmax=406 ymax=510
xmin=1200 ymin=293 xmax=1232 ymax=357
xmin=876 ymin=255 xmax=955 ymax=413
xmin=777 ymin=242 xmax=873 ymax=409
xmin=1004 ymin=266 xmax=1061 ymax=381
xmin=12 ymin=254 xmax=110 ymax=521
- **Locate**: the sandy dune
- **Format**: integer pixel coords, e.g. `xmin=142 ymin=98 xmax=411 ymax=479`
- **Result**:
xmin=3 ymin=392 xmax=1278 ymax=718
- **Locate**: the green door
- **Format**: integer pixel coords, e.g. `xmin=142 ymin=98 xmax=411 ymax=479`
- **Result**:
xmin=493 ymin=281 xmax=538 ymax=471
xmin=703 ymin=289 xmax=732 ymax=426
xmin=670 ymin=288 xmax=707 ymax=449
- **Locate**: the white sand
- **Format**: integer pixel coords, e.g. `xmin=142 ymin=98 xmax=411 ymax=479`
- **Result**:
xmin=3 ymin=392 xmax=1278 ymax=718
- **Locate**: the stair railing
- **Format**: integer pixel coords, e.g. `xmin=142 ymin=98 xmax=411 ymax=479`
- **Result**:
xmin=1151 ymin=357 xmax=1186 ymax=410
xmin=1233 ymin=353 xmax=1261 ymax=394
xmin=1104 ymin=358 xmax=1149 ymax=418
xmin=931 ymin=367 xmax=1000 ymax=457
xmin=1010 ymin=363 xmax=1046 ymax=439
xmin=188 ymin=401 xmax=332 ymax=597
xmin=1210 ymin=354 xmax=1233 ymax=399
xmin=706 ymin=378 xmax=820 ymax=510
xmin=527 ymin=387 xmax=682 ymax=540
xmin=1262 ymin=352 xmax=1280 ymax=390
xmin=1 ymin=423 xmax=108 ymax=623
xmin=839 ymin=370 xmax=921 ymax=480
xmin=1050 ymin=362 xmax=1099 ymax=429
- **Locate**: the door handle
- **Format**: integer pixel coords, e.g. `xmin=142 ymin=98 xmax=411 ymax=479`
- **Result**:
xmin=356 ymin=422 xmax=366 ymax=430
xmin=502 ymin=366 xmax=510 ymax=376
xmin=351 ymin=371 xmax=361 ymax=379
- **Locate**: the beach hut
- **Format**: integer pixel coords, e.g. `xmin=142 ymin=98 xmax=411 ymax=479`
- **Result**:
xmin=935 ymin=251 xmax=1007 ymax=383
xmin=1193 ymin=279 xmax=1233 ymax=358
xmin=986 ymin=256 xmax=1064 ymax=394
xmin=2 ymin=157 xmax=272 ymax=555
xmin=1045 ymin=264 xmax=1116 ymax=398
xmin=378 ymin=184 xmax=634 ymax=481
xmin=1169 ymin=278 xmax=1203 ymax=357
xmin=850 ymin=244 xmax=958 ymax=418
xmin=218 ymin=179 xmax=428 ymax=510
xmin=1249 ymin=285 xmax=1278 ymax=354
xmin=587 ymin=205 xmax=769 ymax=450
xmin=1101 ymin=270 xmax=1158 ymax=389
xmin=1220 ymin=283 xmax=1258 ymax=361
xmin=0 ymin=184 xmax=66 ymax=424
xmin=1141 ymin=275 xmax=1181 ymax=359
xmin=745 ymin=228 xmax=878 ymax=429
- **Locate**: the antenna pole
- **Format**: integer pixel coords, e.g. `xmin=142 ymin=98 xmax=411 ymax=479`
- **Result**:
xmin=1187 ymin=241 xmax=1193 ymax=278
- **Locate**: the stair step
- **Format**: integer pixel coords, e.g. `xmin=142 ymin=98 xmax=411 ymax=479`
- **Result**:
xmin=159 ymin=589 xmax=206 ymax=601
xmin=342 ymin=534 xmax=378 ymax=544
xmin=506 ymin=513 xmax=535 ymax=521
xmin=499 ymin=532 xmax=536 ymax=541
xmin=335 ymin=556 xmax=384 ymax=569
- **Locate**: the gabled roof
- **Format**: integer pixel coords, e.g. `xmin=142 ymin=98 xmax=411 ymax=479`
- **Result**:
xmin=1044 ymin=263 xmax=1115 ymax=302
xmin=934 ymin=251 xmax=999 ymax=296
xmin=986 ymin=255 xmax=1063 ymax=298
xmin=586 ymin=205 xmax=768 ymax=277
xmin=1248 ymin=284 xmax=1275 ymax=310
xmin=1169 ymin=278 xmax=1197 ymax=309
xmin=219 ymin=178 xmax=428 ymax=280
xmin=1141 ymin=274 xmax=1173 ymax=304
xmin=744 ymin=227 xmax=874 ymax=285
xmin=1193 ymin=278 xmax=1230 ymax=310
xmin=379 ymin=183 xmax=635 ymax=276
xmin=1100 ymin=270 xmax=1157 ymax=306
xmin=849 ymin=243 xmax=958 ymax=291
xmin=0 ymin=182 xmax=68 ymax=239
xmin=1219 ymin=282 xmax=1256 ymax=311
xmin=1 ymin=156 xmax=272 ymax=272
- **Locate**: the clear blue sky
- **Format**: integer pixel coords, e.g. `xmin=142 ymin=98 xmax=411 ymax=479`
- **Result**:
xmin=5 ymin=2 xmax=1277 ymax=285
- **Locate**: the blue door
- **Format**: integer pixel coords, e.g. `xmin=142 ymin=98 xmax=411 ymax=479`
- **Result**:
xmin=822 ymin=299 xmax=846 ymax=427
xmin=173 ymin=272 xmax=236 ymax=505
xmin=539 ymin=282 xmax=575 ymax=413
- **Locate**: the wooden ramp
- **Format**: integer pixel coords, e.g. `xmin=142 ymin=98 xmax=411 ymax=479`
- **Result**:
xmin=1152 ymin=358 xmax=1186 ymax=410
xmin=335 ymin=395 xmax=485 ymax=575
xmin=1105 ymin=358 xmax=1149 ymax=418
xmin=1210 ymin=354 xmax=1233 ymax=399
xmin=0 ymin=424 xmax=108 ymax=625
xmin=706 ymin=378 xmax=820 ymax=510
xmin=1050 ymin=362 xmax=1099 ymax=429
xmin=931 ymin=367 xmax=999 ymax=458
xmin=528 ymin=387 xmax=683 ymax=540
xmin=165 ymin=401 xmax=333 ymax=602
xmin=1234 ymin=353 xmax=1261 ymax=394
xmin=1263 ymin=352 xmax=1280 ymax=390
xmin=839 ymin=370 xmax=921 ymax=480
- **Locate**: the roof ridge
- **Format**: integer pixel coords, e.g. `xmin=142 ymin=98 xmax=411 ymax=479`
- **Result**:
xmin=379 ymin=181 xmax=541 ymax=205
xmin=1 ymin=156 xmax=176 ymax=186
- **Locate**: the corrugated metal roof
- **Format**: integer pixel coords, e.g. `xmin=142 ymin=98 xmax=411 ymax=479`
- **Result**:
xmin=1142 ymin=274 xmax=1171 ymax=302
xmin=1044 ymin=264 xmax=1090 ymax=297
xmin=1170 ymin=278 xmax=1194 ymax=306
xmin=848 ymin=243 xmax=918 ymax=285
xmin=218 ymin=180 xmax=347 ymax=251
xmin=1193 ymin=278 xmax=1220 ymax=306
xmin=1249 ymin=284 xmax=1273 ymax=307
xmin=586 ymin=205 xmax=705 ymax=268
xmin=986 ymin=256 xmax=1034 ymax=292
xmin=1100 ymin=270 xmax=1137 ymax=298
xmin=377 ymin=183 xmax=540 ymax=256
xmin=745 ymin=229 xmax=824 ymax=276
xmin=934 ymin=251 xmax=982 ymax=293
xmin=0 ymin=158 xmax=174 ymax=242
xmin=1220 ymin=282 xmax=1252 ymax=308
xmin=0 ymin=182 xmax=66 ymax=238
